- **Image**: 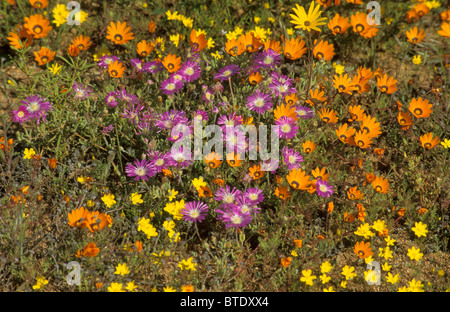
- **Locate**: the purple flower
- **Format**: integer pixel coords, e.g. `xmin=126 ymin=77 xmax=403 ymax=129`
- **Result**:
xmin=275 ymin=116 xmax=298 ymax=139
xmin=235 ymin=196 xmax=261 ymax=215
xmin=316 ymin=179 xmax=334 ymax=198
xmin=214 ymin=64 xmax=240 ymax=82
xmin=143 ymin=60 xmax=163 ymax=74
xmin=181 ymin=201 xmax=209 ymax=223
xmin=121 ymin=102 xmax=145 ymax=124
xmin=216 ymin=204 xmax=252 ymax=229
xmin=160 ymin=77 xmax=184 ymax=95
xmin=168 ymin=145 xmax=192 ymax=168
xmin=180 ymin=61 xmax=201 ymax=82
xmin=192 ymin=109 xmax=209 ymax=122
xmin=296 ymin=105 xmax=315 ymax=120
xmin=223 ymin=127 xmax=247 ymax=154
xmin=282 ymin=146 xmax=303 ymax=170
xmin=21 ymin=94 xmax=53 ymax=124
xmin=98 ymin=55 xmax=120 ymax=69
xmin=155 ymin=109 xmax=188 ymax=131
xmin=105 ymin=91 xmax=118 ymax=107
xmin=246 ymin=90 xmax=273 ymax=114
xmin=217 ymin=113 xmax=243 ymax=132
xmin=116 ymin=88 xmax=139 ymax=104
xmin=71 ymin=81 xmax=93 ymax=100
xmin=147 ymin=150 xmax=170 ymax=172
xmin=254 ymin=49 xmax=281 ymax=70
xmin=101 ymin=124 xmax=114 ymax=135
xmin=125 ymin=159 xmax=156 ymax=181
xmin=269 ymin=72 xmax=297 ymax=97
xmin=11 ymin=105 xmax=30 ymax=124
xmin=215 ymin=185 xmax=242 ymax=206
xmin=243 ymin=187 xmax=265 ymax=205
xmin=130 ymin=58 xmax=145 ymax=73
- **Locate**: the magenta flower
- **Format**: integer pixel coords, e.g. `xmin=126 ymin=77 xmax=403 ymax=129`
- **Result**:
xmin=180 ymin=61 xmax=201 ymax=82
xmin=71 ymin=81 xmax=93 ymax=100
xmin=143 ymin=60 xmax=163 ymax=74
xmin=215 ymin=185 xmax=242 ymax=206
xmin=269 ymin=72 xmax=297 ymax=97
xmin=296 ymin=105 xmax=315 ymax=119
xmin=116 ymin=88 xmax=139 ymax=104
xmin=246 ymin=90 xmax=273 ymax=114
xmin=243 ymin=187 xmax=265 ymax=205
xmin=316 ymin=179 xmax=334 ymax=198
xmin=105 ymin=91 xmax=118 ymax=107
xmin=282 ymin=146 xmax=304 ymax=170
xmin=21 ymin=94 xmax=53 ymax=124
xmin=130 ymin=58 xmax=145 ymax=73
xmin=181 ymin=201 xmax=209 ymax=223
xmin=214 ymin=64 xmax=240 ymax=81
xmin=216 ymin=204 xmax=252 ymax=229
xmin=125 ymin=159 xmax=156 ymax=181
xmin=11 ymin=105 xmax=30 ymax=124
xmin=147 ymin=150 xmax=171 ymax=172
xmin=254 ymin=48 xmax=281 ymax=69
xmin=121 ymin=102 xmax=145 ymax=124
xmin=160 ymin=77 xmax=184 ymax=95
xmin=235 ymin=196 xmax=261 ymax=215
xmin=97 ymin=55 xmax=120 ymax=69
xmin=275 ymin=116 xmax=299 ymax=139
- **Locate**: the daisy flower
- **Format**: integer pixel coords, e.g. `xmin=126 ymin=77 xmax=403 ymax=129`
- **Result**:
xmin=11 ymin=105 xmax=30 ymax=124
xmin=246 ymin=90 xmax=273 ymax=114
xmin=243 ymin=187 xmax=265 ymax=205
xmin=282 ymin=146 xmax=304 ymax=170
xmin=143 ymin=60 xmax=164 ymax=74
xmin=180 ymin=61 xmax=201 ymax=82
xmin=97 ymin=55 xmax=120 ymax=69
xmin=130 ymin=58 xmax=145 ymax=73
xmin=181 ymin=201 xmax=209 ymax=223
xmin=116 ymin=88 xmax=139 ymax=104
xmin=21 ymin=94 xmax=53 ymax=124
xmin=290 ymin=1 xmax=327 ymax=32
xmin=217 ymin=112 xmax=244 ymax=132
xmin=275 ymin=116 xmax=298 ymax=139
xmin=316 ymin=179 xmax=334 ymax=198
xmin=147 ymin=150 xmax=171 ymax=172
xmin=168 ymin=145 xmax=193 ymax=168
xmin=235 ymin=196 xmax=261 ymax=215
xmin=217 ymin=204 xmax=252 ymax=229
xmin=121 ymin=102 xmax=145 ymax=124
xmin=254 ymin=48 xmax=281 ymax=69
xmin=160 ymin=77 xmax=184 ymax=95
xmin=71 ymin=81 xmax=92 ymax=100
xmin=215 ymin=185 xmax=242 ymax=207
xmin=296 ymin=105 xmax=315 ymax=119
xmin=214 ymin=64 xmax=240 ymax=81
xmin=269 ymin=72 xmax=297 ymax=97
xmin=125 ymin=159 xmax=156 ymax=181
xmin=105 ymin=91 xmax=118 ymax=107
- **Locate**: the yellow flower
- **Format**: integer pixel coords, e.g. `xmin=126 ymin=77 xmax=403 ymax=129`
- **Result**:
xmin=167 ymin=189 xmax=178 ymax=201
xmin=287 ymin=28 xmax=295 ymax=36
xmin=163 ymin=220 xmax=176 ymax=232
xmin=101 ymin=193 xmax=116 ymax=208
xmin=341 ymin=265 xmax=357 ymax=280
xmin=333 ymin=63 xmax=345 ymax=75
xmin=319 ymin=274 xmax=331 ymax=284
xmin=23 ymin=148 xmax=36 ymax=159
xmin=408 ymin=279 xmax=424 ymax=292
xmin=441 ymin=138 xmax=450 ymax=148
xmin=125 ymin=281 xmax=138 ymax=292
xmin=192 ymin=177 xmax=207 ymax=191
xmin=77 ymin=176 xmax=87 ymax=184
xmin=386 ymin=272 xmax=399 ymax=284
xmin=300 ymin=269 xmax=316 ymax=286
xmin=52 ymin=4 xmax=69 ymax=27
xmin=207 ymin=37 xmax=215 ymax=49
xmin=48 ymin=63 xmax=62 ymax=75
xmin=412 ymin=55 xmax=422 ymax=65
xmin=382 ymin=262 xmax=392 ymax=272
xmin=254 ymin=16 xmax=261 ymax=24
xmin=130 ymin=193 xmax=143 ymax=205
xmin=73 ymin=10 xmax=88 ymax=24
xmin=323 ymin=286 xmax=335 ymax=292
xmin=411 ymin=221 xmax=428 ymax=238
xmin=407 ymin=246 xmax=423 ymax=261
xmin=372 ymin=219 xmax=387 ymax=235
xmin=181 ymin=16 xmax=194 ymax=28
xmin=108 ymin=282 xmax=125 ymax=292
xmin=290 ymin=250 xmax=298 ymax=257
xmin=385 ymin=236 xmax=396 ymax=246
xmin=178 ymin=257 xmax=197 ymax=271
xmin=354 ymin=223 xmax=375 ymax=239
xmin=163 ymin=286 xmax=177 ymax=292
xmin=290 ymin=1 xmax=327 ymax=32
xmin=211 ymin=51 xmax=223 ymax=60
xmin=114 ymin=263 xmax=130 ymax=276
xmin=320 ymin=261 xmax=333 ymax=274
xmin=137 ymin=217 xmax=158 ymax=238
xmin=32 ymin=276 xmax=48 ymax=290
xmin=166 ymin=10 xmax=180 ymax=21
xmin=170 ymin=34 xmax=181 ymax=47
xmin=7 ymin=79 xmax=15 ymax=86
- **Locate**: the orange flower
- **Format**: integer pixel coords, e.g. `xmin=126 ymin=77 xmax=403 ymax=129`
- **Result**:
xmin=225 ymin=37 xmax=245 ymax=56
xmin=294 ymin=239 xmax=303 ymax=248
xmin=29 ymin=0 xmax=48 ymax=8
xmin=327 ymin=202 xmax=334 ymax=214
xmin=420 ymin=132 xmax=440 ymax=150
xmin=72 ymin=35 xmax=92 ymax=51
xmin=328 ymin=13 xmax=351 ymax=35
xmin=406 ymin=9 xmax=419 ymax=23
xmin=239 ymin=32 xmax=263 ymax=53
xmin=347 ymin=186 xmax=364 ymax=200
xmin=284 ymin=93 xmax=299 ymax=106
xmin=302 ymin=140 xmax=317 ymax=153
xmin=372 ymin=176 xmax=389 ymax=194
xmin=274 ymin=103 xmax=298 ymax=121
xmin=205 ymin=152 xmax=223 ymax=169
xmin=213 ymin=178 xmax=225 ymax=186
xmin=48 ymin=157 xmax=57 ymax=170
xmin=7 ymin=25 xmax=33 ymax=49
xmin=361 ymin=115 xmax=381 ymax=138
xmin=313 ymin=40 xmax=335 ymax=61
xmin=68 ymin=207 xmax=89 ymax=229
xmin=24 ymin=14 xmax=52 ymax=39
xmin=344 ymin=211 xmax=355 ymax=222
xmin=148 ymin=21 xmax=156 ymax=33
xmin=311 ymin=167 xmax=329 ymax=181
xmin=106 ymin=21 xmax=134 ymax=45
xmin=0 ymin=137 xmax=14 ymax=151
xmin=134 ymin=241 xmax=143 ymax=253
xmin=408 ymin=97 xmax=433 ymax=118
xmin=162 ymin=168 xmax=173 ymax=177
xmin=162 ymin=54 xmax=181 ymax=73
xmin=377 ymin=74 xmax=397 ymax=94
xmin=307 ymin=88 xmax=327 ymax=105
xmin=406 ymin=27 xmax=426 ymax=44
xmin=275 ymin=186 xmax=291 ymax=201
xmin=108 ymin=60 xmax=126 ymax=78
xmin=198 ymin=185 xmax=213 ymax=198
xmin=354 ymin=131 xmax=373 ymax=149
xmin=85 ymin=211 xmax=112 ymax=233
xmin=287 ymin=168 xmax=312 ymax=190
xmin=438 ymin=22 xmax=450 ymax=38
xmin=356 ymin=203 xmax=366 ymax=221
xmin=67 ymin=44 xmax=81 ymax=57
xmin=281 ymin=257 xmax=292 ymax=268
xmin=366 ymin=172 xmax=375 ymax=183
xmin=351 ymin=74 xmax=370 ymax=94
xmin=249 ymin=164 xmax=265 ymax=180
xmin=414 ymin=3 xmax=430 ymax=17
xmin=318 ymin=108 xmax=338 ymax=123
xmin=333 ymin=74 xmax=356 ymax=94
xmin=249 ymin=72 xmax=263 ymax=85
xmin=263 ymin=39 xmax=282 ymax=54
xmin=33 ymin=47 xmax=55 ymax=66
xmin=353 ymin=241 xmax=373 ymax=259
xmin=350 ymin=12 xmax=378 ymax=38
xmin=226 ymin=152 xmax=243 ymax=167
xmin=77 ymin=242 xmax=100 ymax=258
xmin=348 ymin=104 xmax=365 ymax=122
xmin=283 ymin=37 xmax=307 ymax=60
xmin=189 ymin=29 xmax=208 ymax=52
xmin=136 ymin=40 xmax=154 ymax=57
xmin=397 ymin=111 xmax=414 ymax=130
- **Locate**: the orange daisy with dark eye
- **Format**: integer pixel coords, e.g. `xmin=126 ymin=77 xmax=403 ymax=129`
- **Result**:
xmin=408 ymin=97 xmax=433 ymax=118
xmin=106 ymin=21 xmax=135 ymax=45
xmin=287 ymin=168 xmax=312 ymax=190
xmin=24 ymin=14 xmax=52 ymax=39
xmin=353 ymin=241 xmax=373 ymax=259
xmin=313 ymin=39 xmax=335 ymax=61
xmin=275 ymin=186 xmax=291 ymax=201
xmin=239 ymin=32 xmax=263 ymax=53
xmin=72 ymin=35 xmax=92 ymax=51
xmin=29 ymin=0 xmax=48 ymax=9
xmin=333 ymin=74 xmax=356 ymax=94
xmin=283 ymin=37 xmax=307 ymax=60
xmin=361 ymin=115 xmax=381 ymax=138
xmin=318 ymin=108 xmax=338 ymax=123
xmin=226 ymin=152 xmax=243 ymax=167
xmin=249 ymin=72 xmax=263 ymax=85
xmin=108 ymin=60 xmax=126 ymax=78
xmin=162 ymin=54 xmax=181 ymax=73
xmin=377 ymin=73 xmax=397 ymax=94
xmin=372 ymin=176 xmax=389 ymax=194
xmin=249 ymin=164 xmax=264 ymax=180
xmin=204 ymin=152 xmax=223 ymax=169
xmin=136 ymin=40 xmax=154 ymax=57
xmin=225 ymin=38 xmax=246 ymax=56
xmin=302 ymin=140 xmax=317 ymax=154
xmin=327 ymin=13 xmax=351 ymax=35
xmin=397 ymin=111 xmax=414 ymax=130
xmin=347 ymin=186 xmax=364 ymax=200
xmin=189 ymin=29 xmax=208 ymax=53
xmin=354 ymin=131 xmax=373 ymax=149
xmin=33 ymin=46 xmax=55 ymax=66
xmin=336 ymin=123 xmax=356 ymax=144
xmin=420 ymin=132 xmax=440 ymax=150
xmin=406 ymin=26 xmax=426 ymax=44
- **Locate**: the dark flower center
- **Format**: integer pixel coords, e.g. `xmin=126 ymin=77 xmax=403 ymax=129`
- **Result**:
xmin=380 ymin=85 xmax=388 ymax=92
xmin=110 ymin=70 xmax=118 ymax=76
xmin=304 ymin=21 xmax=311 ymax=26
xmin=33 ymin=25 xmax=43 ymax=34
xmin=424 ymin=142 xmax=431 ymax=149
xmin=357 ymin=140 xmax=365 ymax=147
xmin=333 ymin=26 xmax=342 ymax=33
xmin=375 ymin=185 xmax=383 ymax=192
xmin=168 ymin=63 xmax=174 ymax=69
xmin=413 ymin=108 xmax=423 ymax=116
xmin=356 ymin=24 xmax=364 ymax=32
xmin=291 ymin=181 xmax=299 ymax=189
xmin=114 ymin=34 xmax=123 ymax=42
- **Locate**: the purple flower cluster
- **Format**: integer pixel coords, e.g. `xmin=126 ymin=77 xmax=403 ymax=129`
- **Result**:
xmin=11 ymin=94 xmax=53 ymax=125
xmin=214 ymin=185 xmax=264 ymax=229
